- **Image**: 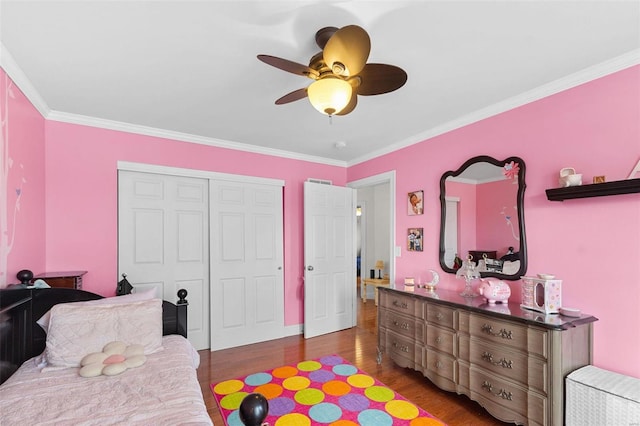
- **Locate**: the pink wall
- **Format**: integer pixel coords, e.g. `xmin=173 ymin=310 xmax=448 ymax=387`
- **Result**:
xmin=4 ymin=64 xmax=639 ymax=378
xmin=43 ymin=122 xmax=346 ymax=326
xmin=349 ymin=65 xmax=640 ymax=378
xmin=0 ymin=70 xmax=45 ymax=287
xmin=476 ymin=179 xmax=520 ymax=256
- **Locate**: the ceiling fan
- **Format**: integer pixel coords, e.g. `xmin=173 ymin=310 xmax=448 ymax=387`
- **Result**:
xmin=257 ymin=25 xmax=407 ymax=116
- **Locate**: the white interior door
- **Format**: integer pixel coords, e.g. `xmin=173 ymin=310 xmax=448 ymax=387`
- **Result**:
xmin=210 ymin=181 xmax=284 ymax=350
xmin=118 ymin=170 xmax=210 ymax=350
xmin=304 ymin=181 xmax=357 ymax=339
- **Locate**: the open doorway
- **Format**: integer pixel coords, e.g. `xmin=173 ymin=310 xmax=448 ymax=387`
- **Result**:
xmin=348 ymin=171 xmax=396 ymax=306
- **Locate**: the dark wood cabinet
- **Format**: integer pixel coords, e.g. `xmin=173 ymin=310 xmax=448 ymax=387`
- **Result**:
xmin=468 ymin=250 xmax=496 ymax=261
xmin=34 ymin=271 xmax=87 ymax=289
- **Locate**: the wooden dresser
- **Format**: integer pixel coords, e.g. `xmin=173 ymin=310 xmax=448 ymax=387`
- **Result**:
xmin=378 ymin=287 xmax=597 ymax=426
xmin=33 ymin=271 xmax=87 ymax=289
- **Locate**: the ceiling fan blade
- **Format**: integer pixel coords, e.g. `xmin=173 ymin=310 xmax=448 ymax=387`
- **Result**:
xmin=275 ymin=88 xmax=308 ymax=105
xmin=336 ymin=93 xmax=358 ymax=116
xmin=323 ymin=25 xmax=370 ymax=77
xmin=315 ymin=27 xmax=339 ymax=50
xmin=356 ymin=64 xmax=407 ymax=96
xmin=257 ymin=55 xmax=319 ymax=78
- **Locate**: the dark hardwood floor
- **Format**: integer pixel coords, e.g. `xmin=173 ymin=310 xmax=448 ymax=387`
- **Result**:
xmin=197 ymin=291 xmax=509 ymax=425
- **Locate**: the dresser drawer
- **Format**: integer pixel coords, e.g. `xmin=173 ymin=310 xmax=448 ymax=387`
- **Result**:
xmin=460 ymin=312 xmax=548 ymax=359
xmin=426 ymin=304 xmax=455 ymax=329
xmin=384 ymin=330 xmax=417 ymax=367
xmin=426 ymin=324 xmax=456 ymax=356
xmin=384 ymin=311 xmax=424 ymax=342
xmin=425 ymin=348 xmax=457 ymax=385
xmin=468 ymin=366 xmax=547 ymax=426
xmin=380 ymin=291 xmax=423 ymax=318
xmin=459 ymin=336 xmax=547 ymax=393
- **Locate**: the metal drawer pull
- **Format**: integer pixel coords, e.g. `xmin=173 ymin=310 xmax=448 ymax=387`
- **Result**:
xmin=481 ymin=324 xmax=513 ymax=340
xmin=435 ymin=336 xmax=443 ymax=344
xmin=392 ymin=342 xmax=409 ymax=352
xmin=435 ymin=360 xmax=443 ymax=369
xmin=481 ymin=352 xmax=513 ymax=369
xmin=393 ymin=320 xmax=409 ymax=330
xmin=393 ymin=300 xmax=408 ymax=309
xmin=436 ymin=312 xmax=444 ymax=320
xmin=482 ymin=381 xmax=513 ymax=401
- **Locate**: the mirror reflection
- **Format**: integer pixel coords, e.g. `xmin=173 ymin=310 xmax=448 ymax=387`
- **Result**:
xmin=439 ymin=156 xmax=527 ymax=280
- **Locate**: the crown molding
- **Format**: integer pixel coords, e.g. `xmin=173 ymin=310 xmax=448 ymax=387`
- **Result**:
xmin=43 ymin=105 xmax=349 ymax=167
xmin=1 ymin=39 xmax=346 ymax=168
xmin=3 ymin=38 xmax=637 ymax=169
xmin=347 ymin=49 xmax=640 ymax=167
xmin=0 ymin=43 xmax=51 ymax=117
xmin=45 ymin=110 xmax=347 ymax=167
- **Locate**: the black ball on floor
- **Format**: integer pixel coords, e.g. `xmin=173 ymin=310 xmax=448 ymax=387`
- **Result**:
xmin=239 ymin=393 xmax=269 ymax=426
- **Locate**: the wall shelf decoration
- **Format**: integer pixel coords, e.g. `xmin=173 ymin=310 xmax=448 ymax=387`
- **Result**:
xmin=546 ymin=178 xmax=640 ymax=201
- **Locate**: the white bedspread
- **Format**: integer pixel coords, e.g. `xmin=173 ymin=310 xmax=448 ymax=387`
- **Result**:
xmin=0 ymin=335 xmax=212 ymax=425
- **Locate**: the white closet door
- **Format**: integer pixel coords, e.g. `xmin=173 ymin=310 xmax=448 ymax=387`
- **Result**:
xmin=118 ymin=170 xmax=210 ymax=350
xmin=209 ymin=181 xmax=284 ymax=350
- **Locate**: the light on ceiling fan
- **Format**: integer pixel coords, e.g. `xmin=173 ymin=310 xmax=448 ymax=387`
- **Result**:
xmin=307 ymin=76 xmax=353 ymax=116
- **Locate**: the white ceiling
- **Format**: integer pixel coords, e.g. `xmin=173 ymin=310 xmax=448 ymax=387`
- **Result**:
xmin=1 ymin=1 xmax=639 ymax=166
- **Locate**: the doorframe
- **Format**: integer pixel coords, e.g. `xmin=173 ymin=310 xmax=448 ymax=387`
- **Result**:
xmin=347 ymin=171 xmax=396 ymax=285
xmin=356 ymin=200 xmax=367 ymax=297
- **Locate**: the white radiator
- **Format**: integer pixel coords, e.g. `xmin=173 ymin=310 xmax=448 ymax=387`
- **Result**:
xmin=566 ymin=365 xmax=640 ymax=425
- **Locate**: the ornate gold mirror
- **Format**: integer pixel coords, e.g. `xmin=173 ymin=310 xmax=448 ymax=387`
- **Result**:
xmin=439 ymin=155 xmax=527 ymax=280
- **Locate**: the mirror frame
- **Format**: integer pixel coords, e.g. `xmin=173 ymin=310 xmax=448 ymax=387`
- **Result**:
xmin=438 ymin=155 xmax=527 ymax=280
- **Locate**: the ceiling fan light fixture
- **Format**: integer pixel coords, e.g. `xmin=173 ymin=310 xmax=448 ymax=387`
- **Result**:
xmin=258 ymin=24 xmax=406 ymax=116
xmin=308 ymin=77 xmax=353 ymax=116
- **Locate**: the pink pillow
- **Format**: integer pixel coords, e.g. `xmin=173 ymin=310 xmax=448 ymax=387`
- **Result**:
xmin=37 ymin=287 xmax=157 ymax=332
xmin=44 ymin=298 xmax=163 ymax=368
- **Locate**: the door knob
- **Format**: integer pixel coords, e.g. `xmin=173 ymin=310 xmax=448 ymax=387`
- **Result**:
xmin=307 ymin=265 xmax=314 ymax=271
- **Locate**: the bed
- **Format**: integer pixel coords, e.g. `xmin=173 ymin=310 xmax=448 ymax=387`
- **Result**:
xmin=0 ymin=287 xmax=212 ymax=425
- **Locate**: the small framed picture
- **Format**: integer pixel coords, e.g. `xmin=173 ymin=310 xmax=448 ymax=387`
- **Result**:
xmin=407 ymin=228 xmax=423 ymax=252
xmin=408 ymin=190 xmax=423 ymax=215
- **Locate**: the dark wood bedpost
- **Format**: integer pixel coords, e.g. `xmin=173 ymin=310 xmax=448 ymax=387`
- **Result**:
xmin=176 ymin=289 xmax=188 ymax=338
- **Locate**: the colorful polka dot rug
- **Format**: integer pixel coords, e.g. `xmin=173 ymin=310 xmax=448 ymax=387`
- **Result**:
xmin=211 ymin=354 xmax=447 ymax=426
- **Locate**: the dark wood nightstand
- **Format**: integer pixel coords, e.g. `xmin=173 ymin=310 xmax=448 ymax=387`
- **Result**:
xmin=468 ymin=250 xmax=497 ymax=261
xmin=34 ymin=271 xmax=87 ymax=289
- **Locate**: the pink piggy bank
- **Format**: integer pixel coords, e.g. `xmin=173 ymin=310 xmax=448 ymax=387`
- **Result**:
xmin=478 ymin=279 xmax=511 ymax=304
